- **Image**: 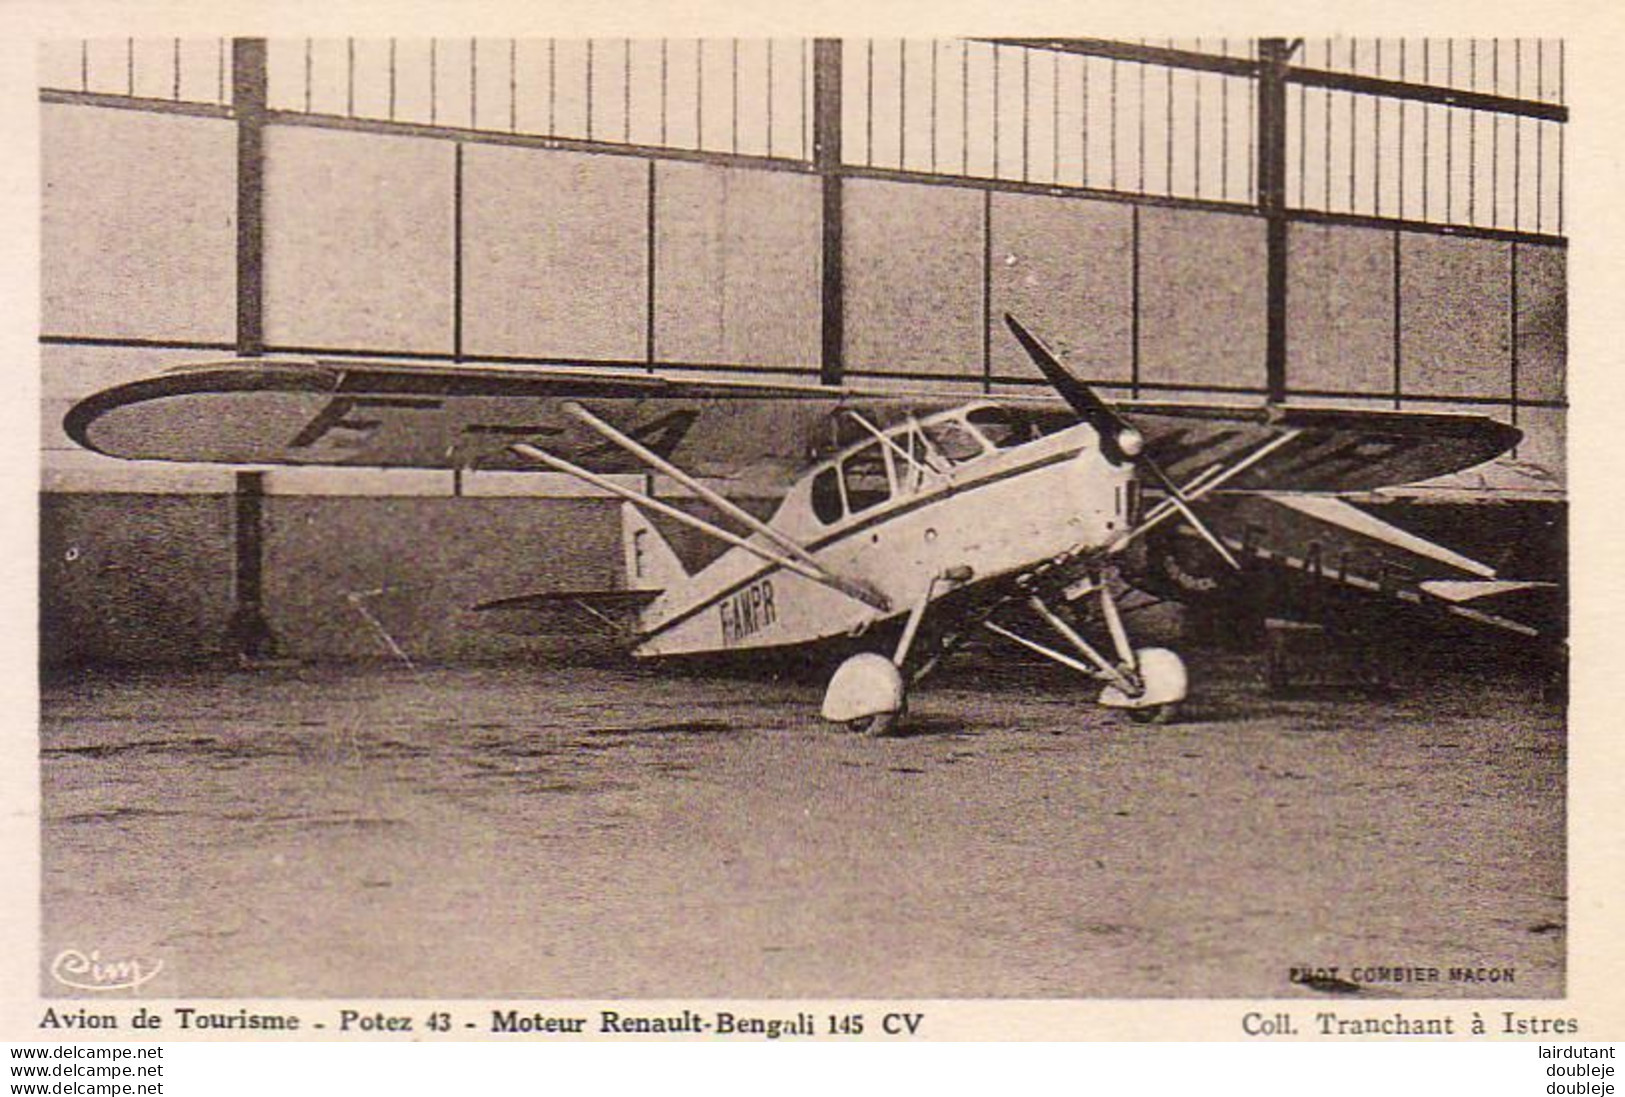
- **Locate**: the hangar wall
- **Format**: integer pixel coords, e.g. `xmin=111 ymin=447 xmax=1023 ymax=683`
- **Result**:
xmin=39 ymin=39 xmax=1567 ymax=664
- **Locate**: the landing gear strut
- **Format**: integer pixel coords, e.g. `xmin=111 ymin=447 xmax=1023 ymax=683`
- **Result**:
xmin=821 ymin=566 xmax=973 ymax=736
xmin=985 ymin=573 xmax=1188 ymax=722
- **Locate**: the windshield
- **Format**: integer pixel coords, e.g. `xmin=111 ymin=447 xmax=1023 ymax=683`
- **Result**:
xmin=840 ymin=442 xmax=891 ymax=513
xmin=966 ymin=406 xmax=1038 ymax=449
xmin=922 ymin=419 xmax=984 ymax=464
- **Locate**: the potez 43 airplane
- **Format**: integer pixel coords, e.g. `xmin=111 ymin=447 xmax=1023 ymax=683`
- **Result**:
xmin=67 ymin=315 xmax=1526 ymax=733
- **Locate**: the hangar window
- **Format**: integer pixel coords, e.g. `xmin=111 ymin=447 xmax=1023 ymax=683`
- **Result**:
xmin=841 ymin=442 xmax=891 ymax=514
xmin=811 ymin=467 xmax=843 ymax=525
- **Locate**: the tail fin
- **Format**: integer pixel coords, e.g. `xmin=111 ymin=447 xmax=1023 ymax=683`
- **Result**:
xmin=621 ymin=502 xmax=688 ymax=591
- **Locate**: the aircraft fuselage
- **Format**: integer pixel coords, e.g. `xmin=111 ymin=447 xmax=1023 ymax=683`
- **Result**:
xmin=633 ymin=404 xmax=1133 ymax=659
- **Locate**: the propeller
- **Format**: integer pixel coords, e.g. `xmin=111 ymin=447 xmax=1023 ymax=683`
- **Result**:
xmin=1003 ymin=313 xmax=1239 ymax=571
xmin=1003 ymin=313 xmax=1143 ymax=465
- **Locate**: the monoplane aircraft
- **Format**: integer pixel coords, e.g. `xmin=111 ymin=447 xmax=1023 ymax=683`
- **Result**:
xmin=66 ymin=315 xmax=1529 ymax=732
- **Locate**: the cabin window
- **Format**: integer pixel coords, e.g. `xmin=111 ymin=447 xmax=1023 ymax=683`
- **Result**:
xmin=887 ymin=426 xmax=938 ymax=490
xmin=922 ymin=419 xmax=984 ymax=464
xmin=841 ymin=442 xmax=891 ymax=513
xmin=811 ymin=467 xmax=844 ymax=525
xmin=967 ymin=406 xmax=1037 ymax=449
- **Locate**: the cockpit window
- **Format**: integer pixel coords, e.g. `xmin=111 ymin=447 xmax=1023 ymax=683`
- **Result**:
xmin=922 ymin=419 xmax=984 ymax=464
xmin=884 ymin=425 xmax=939 ymax=491
xmin=967 ymin=406 xmax=1038 ymax=449
xmin=811 ymin=467 xmax=843 ymax=525
xmin=841 ymin=441 xmax=891 ymax=513
xmin=885 ymin=426 xmax=925 ymax=465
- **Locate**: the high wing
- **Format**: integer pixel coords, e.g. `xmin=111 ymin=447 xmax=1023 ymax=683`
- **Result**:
xmin=1140 ymin=492 xmax=1561 ymax=637
xmin=65 ymin=360 xmax=862 ymax=480
xmin=65 ymin=357 xmax=1520 ymax=492
xmin=1128 ymin=403 xmax=1519 ymax=494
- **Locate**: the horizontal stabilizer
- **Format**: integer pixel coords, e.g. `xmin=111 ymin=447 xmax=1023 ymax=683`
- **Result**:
xmin=472 ymin=589 xmax=659 ymax=637
xmin=1260 ymin=493 xmax=1497 ymax=578
xmin=1419 ymin=579 xmax=1556 ymax=604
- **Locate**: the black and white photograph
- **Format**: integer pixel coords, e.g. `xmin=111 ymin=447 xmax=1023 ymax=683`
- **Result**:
xmin=28 ymin=31 xmax=1585 ymax=1027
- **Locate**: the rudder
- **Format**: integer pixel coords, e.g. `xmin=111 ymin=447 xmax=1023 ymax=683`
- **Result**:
xmin=621 ymin=502 xmax=688 ymax=591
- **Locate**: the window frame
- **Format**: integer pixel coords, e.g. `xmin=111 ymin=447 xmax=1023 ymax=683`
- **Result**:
xmin=838 ymin=439 xmax=895 ymax=515
xmin=810 ymin=465 xmax=845 ymax=525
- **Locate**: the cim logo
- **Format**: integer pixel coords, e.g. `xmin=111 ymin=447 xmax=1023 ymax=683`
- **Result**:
xmin=50 ymin=948 xmax=163 ymax=993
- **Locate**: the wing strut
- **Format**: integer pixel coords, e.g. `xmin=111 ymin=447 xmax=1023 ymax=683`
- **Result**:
xmin=1108 ymin=428 xmax=1305 ymax=555
xmin=563 ymin=401 xmax=824 ymax=571
xmin=509 ymin=442 xmax=890 ymax=613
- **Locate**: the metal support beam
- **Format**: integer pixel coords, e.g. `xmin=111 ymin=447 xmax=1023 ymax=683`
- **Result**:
xmin=814 ymin=38 xmax=844 ymax=386
xmin=1288 ymin=64 xmax=1566 ymax=123
xmin=453 ymin=142 xmax=464 ymax=360
xmin=986 ymin=38 xmax=1259 ymax=79
xmin=225 ymin=471 xmax=277 ymax=659
xmin=227 ymin=39 xmax=277 ymax=659
xmin=990 ymin=38 xmax=1566 ymax=123
xmin=232 ymin=38 xmax=266 ymax=357
xmin=1258 ymin=38 xmax=1291 ymax=403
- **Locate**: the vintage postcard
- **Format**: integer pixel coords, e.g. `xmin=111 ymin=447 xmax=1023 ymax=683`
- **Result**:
xmin=2 ymin=3 xmax=1621 ymax=1046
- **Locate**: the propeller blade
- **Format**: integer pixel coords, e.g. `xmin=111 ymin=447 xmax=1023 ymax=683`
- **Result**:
xmin=1004 ymin=312 xmax=1240 ymax=571
xmin=1002 ymin=313 xmax=1137 ymax=464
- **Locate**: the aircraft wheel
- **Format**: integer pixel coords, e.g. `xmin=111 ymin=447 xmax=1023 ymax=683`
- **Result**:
xmin=848 ymin=709 xmax=904 ymax=737
xmin=822 ymin=652 xmax=906 ymax=735
xmin=1124 ymin=703 xmax=1178 ymax=726
xmin=1099 ymin=648 xmax=1188 ymax=719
